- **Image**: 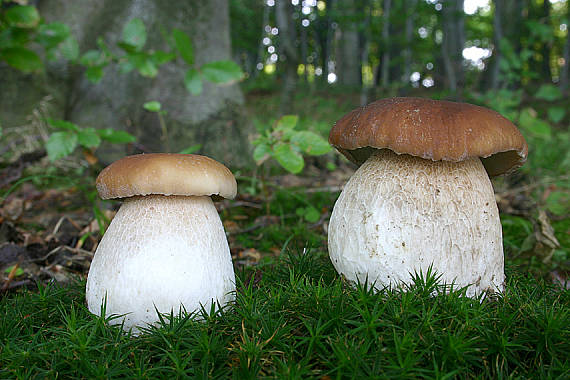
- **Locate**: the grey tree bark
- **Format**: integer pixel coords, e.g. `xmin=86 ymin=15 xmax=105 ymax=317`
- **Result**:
xmin=441 ymin=0 xmax=465 ymax=96
xmin=482 ymin=0 xmax=523 ymax=90
xmin=559 ymin=3 xmax=570 ymax=94
xmin=488 ymin=0 xmax=503 ymax=90
xmin=381 ymin=0 xmax=392 ymax=88
xmin=1 ymin=0 xmax=251 ymax=166
xmin=360 ymin=1 xmax=372 ymax=105
xmin=276 ymin=0 xmax=298 ymax=115
xmin=402 ymin=0 xmax=418 ymax=86
xmin=336 ymin=0 xmax=361 ymax=86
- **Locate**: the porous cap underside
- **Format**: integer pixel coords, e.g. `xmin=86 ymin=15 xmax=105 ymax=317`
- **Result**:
xmin=329 ymin=97 xmax=528 ymax=176
xmin=96 ymin=153 xmax=237 ymax=199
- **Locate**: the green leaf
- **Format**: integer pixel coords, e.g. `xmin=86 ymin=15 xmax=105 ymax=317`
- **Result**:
xmin=122 ymin=19 xmax=146 ymax=50
xmin=47 ymin=118 xmax=80 ymax=132
xmin=519 ymin=108 xmax=552 ymax=138
xmin=117 ymin=41 xmax=138 ymax=54
xmin=151 ymin=50 xmax=175 ymax=65
xmin=304 ymin=206 xmax=321 ymax=223
xmin=36 ymin=23 xmax=70 ymax=49
xmin=172 ymin=29 xmax=194 ymax=65
xmin=201 ymin=60 xmax=243 ymax=84
xmin=546 ymin=191 xmax=569 ymax=216
xmin=4 ymin=265 xmax=24 ymax=277
xmin=85 ymin=66 xmax=104 ymax=83
xmin=276 ymin=115 xmax=299 ymax=130
xmin=97 ymin=129 xmax=136 ymax=144
xmin=296 ymin=206 xmax=321 ymax=223
xmin=273 ymin=143 xmax=304 ymax=174
xmin=80 ymin=50 xmax=102 ymax=66
xmin=127 ymin=52 xmax=158 ymax=78
xmin=291 ymin=131 xmax=332 ymax=155
xmin=178 ymin=144 xmax=202 ymax=154
xmin=253 ymin=142 xmax=272 ymax=165
xmin=118 ymin=60 xmax=135 ymax=74
xmin=547 ymin=107 xmax=566 ymax=124
xmin=535 ymin=84 xmax=562 ymax=102
xmin=77 ymin=128 xmax=101 ymax=148
xmin=46 ymin=131 xmax=78 ymax=161
xmin=184 ymin=68 xmax=202 ymax=95
xmin=0 ymin=47 xmax=43 ymax=72
xmin=143 ymin=101 xmax=161 ymax=112
xmin=60 ymin=36 xmax=79 ymax=61
xmin=4 ymin=6 xmax=40 ymax=28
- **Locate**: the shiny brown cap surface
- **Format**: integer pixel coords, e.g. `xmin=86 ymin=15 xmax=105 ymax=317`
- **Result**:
xmin=329 ymin=97 xmax=528 ymax=176
xmin=96 ymin=153 xmax=237 ymax=199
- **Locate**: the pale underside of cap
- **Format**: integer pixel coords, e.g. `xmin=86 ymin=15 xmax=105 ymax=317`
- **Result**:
xmin=329 ymin=97 xmax=528 ymax=176
xmin=96 ymin=153 xmax=237 ymax=200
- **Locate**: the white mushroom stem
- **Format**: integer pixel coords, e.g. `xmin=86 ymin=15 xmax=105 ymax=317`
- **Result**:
xmin=86 ymin=195 xmax=235 ymax=331
xmin=328 ymin=149 xmax=504 ymax=297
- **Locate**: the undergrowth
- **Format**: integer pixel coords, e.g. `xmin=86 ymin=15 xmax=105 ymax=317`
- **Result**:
xmin=1 ymin=249 xmax=568 ymax=379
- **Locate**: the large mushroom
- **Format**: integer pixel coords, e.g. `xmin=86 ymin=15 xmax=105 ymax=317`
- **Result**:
xmin=86 ymin=153 xmax=237 ymax=331
xmin=328 ymin=98 xmax=528 ymax=297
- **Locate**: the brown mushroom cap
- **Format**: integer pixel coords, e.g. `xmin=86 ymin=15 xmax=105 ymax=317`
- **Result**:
xmin=329 ymin=97 xmax=528 ymax=176
xmin=96 ymin=153 xmax=237 ymax=200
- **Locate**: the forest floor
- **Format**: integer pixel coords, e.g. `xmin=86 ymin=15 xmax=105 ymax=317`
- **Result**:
xmin=0 ymin=89 xmax=569 ymax=377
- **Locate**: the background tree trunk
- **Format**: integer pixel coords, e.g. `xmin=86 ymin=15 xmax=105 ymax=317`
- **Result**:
xmin=560 ymin=3 xmax=570 ymax=94
xmin=441 ymin=0 xmax=465 ymax=96
xmin=359 ymin=0 xmax=372 ymax=105
xmin=381 ymin=0 xmax=392 ymax=88
xmin=336 ymin=0 xmax=361 ymax=86
xmin=402 ymin=0 xmax=418 ymax=89
xmin=487 ymin=0 xmax=503 ymax=90
xmin=276 ymin=0 xmax=298 ymax=115
xmin=1 ymin=0 xmax=250 ymax=165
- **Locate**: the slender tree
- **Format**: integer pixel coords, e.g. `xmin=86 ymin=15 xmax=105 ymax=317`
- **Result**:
xmin=487 ymin=0 xmax=503 ymax=90
xmin=381 ymin=0 xmax=392 ymax=88
xmin=276 ymin=0 xmax=298 ymax=115
xmin=337 ymin=0 xmax=361 ymax=86
xmin=441 ymin=0 xmax=465 ymax=96
xmin=559 ymin=2 xmax=570 ymax=94
xmin=402 ymin=0 xmax=418 ymax=87
xmin=360 ymin=0 xmax=372 ymax=105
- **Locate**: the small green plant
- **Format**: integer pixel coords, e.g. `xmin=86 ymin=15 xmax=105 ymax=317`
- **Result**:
xmin=142 ymin=101 xmax=202 ymax=154
xmin=252 ymin=115 xmax=331 ymax=174
xmin=0 ymin=4 xmax=243 ymax=94
xmin=0 ymin=3 xmax=73 ymax=72
xmin=81 ymin=18 xmax=244 ymax=92
xmin=45 ymin=119 xmax=136 ymax=161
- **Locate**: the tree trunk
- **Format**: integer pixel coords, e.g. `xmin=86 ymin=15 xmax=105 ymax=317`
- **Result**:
xmin=402 ymin=0 xmax=418 ymax=87
xmin=483 ymin=0 xmax=523 ymax=90
xmin=11 ymin=0 xmax=250 ymax=165
xmin=441 ymin=0 xmax=465 ymax=96
xmin=487 ymin=0 xmax=503 ymax=90
xmin=360 ymin=0 xmax=372 ymax=105
xmin=337 ymin=0 xmax=361 ymax=86
xmin=301 ymin=22 xmax=309 ymax=84
xmin=381 ymin=0 xmax=392 ymax=88
xmin=276 ymin=0 xmax=298 ymax=115
xmin=323 ymin=0 xmax=335 ymax=83
xmin=540 ymin=0 xmax=552 ymax=80
xmin=560 ymin=4 xmax=570 ymax=94
xmin=254 ymin=3 xmax=271 ymax=77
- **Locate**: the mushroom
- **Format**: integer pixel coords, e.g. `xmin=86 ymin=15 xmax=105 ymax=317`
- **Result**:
xmin=328 ymin=98 xmax=528 ymax=297
xmin=86 ymin=153 xmax=237 ymax=331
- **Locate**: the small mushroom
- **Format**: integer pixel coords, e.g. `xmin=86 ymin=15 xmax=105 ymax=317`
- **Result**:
xmin=86 ymin=153 xmax=237 ymax=331
xmin=328 ymin=98 xmax=528 ymax=297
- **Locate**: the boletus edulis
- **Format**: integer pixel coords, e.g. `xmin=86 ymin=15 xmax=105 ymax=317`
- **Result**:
xmin=328 ymin=97 xmax=528 ymax=297
xmin=86 ymin=153 xmax=237 ymax=332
